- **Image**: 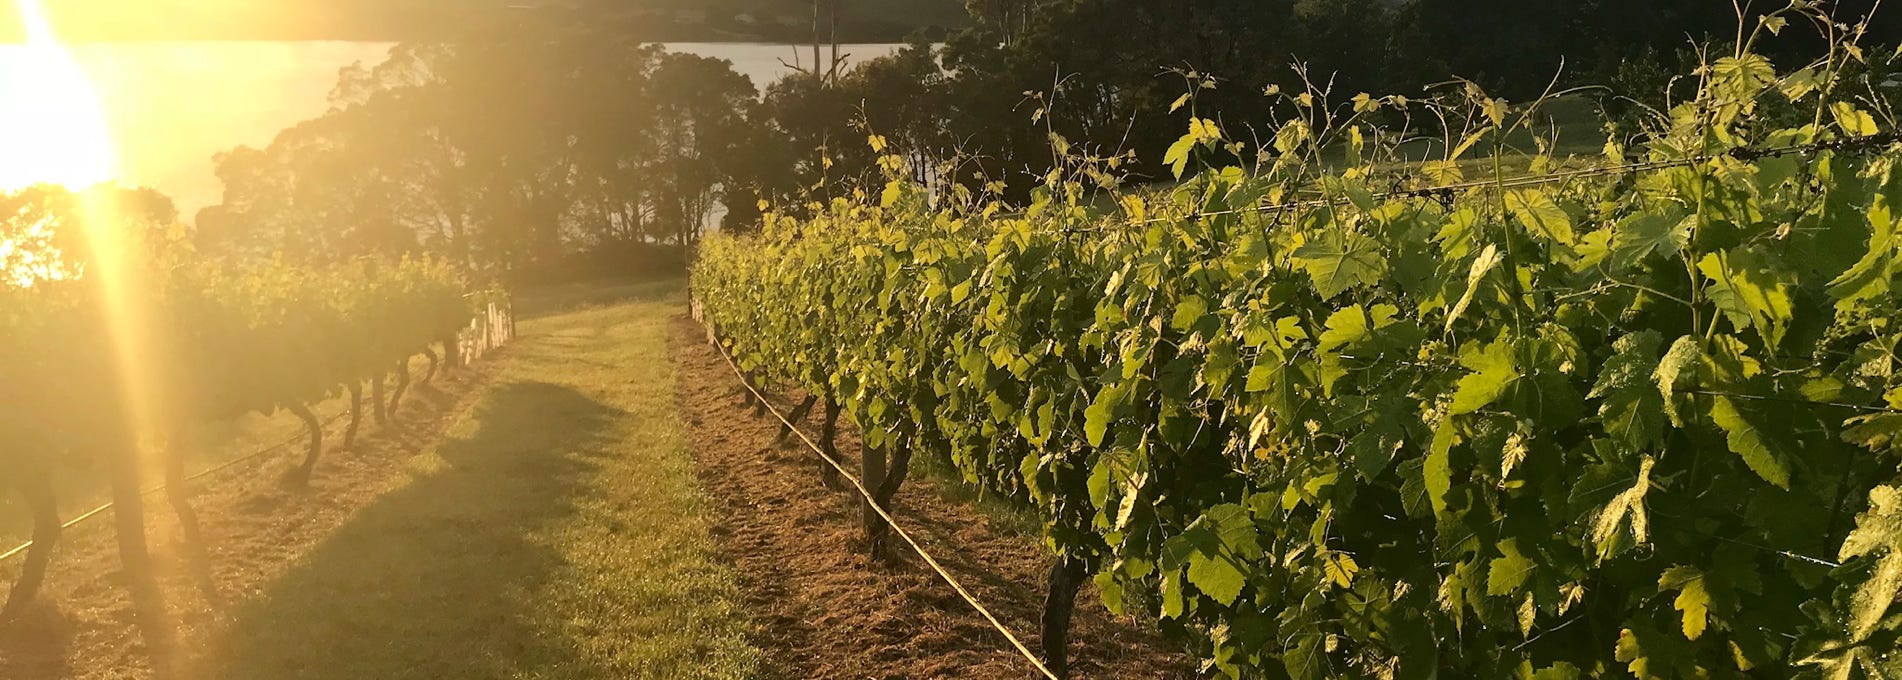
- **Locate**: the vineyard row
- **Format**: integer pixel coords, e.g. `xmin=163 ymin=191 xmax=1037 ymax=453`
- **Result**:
xmin=2 ymin=239 xmax=508 ymax=671
xmin=693 ymin=25 xmax=1902 ymax=679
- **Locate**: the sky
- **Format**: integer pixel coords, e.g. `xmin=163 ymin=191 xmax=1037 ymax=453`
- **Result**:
xmin=0 ymin=0 xmax=526 ymax=42
xmin=0 ymin=0 xmax=968 ymax=43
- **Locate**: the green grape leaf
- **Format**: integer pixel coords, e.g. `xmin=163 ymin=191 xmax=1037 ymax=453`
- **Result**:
xmin=1488 ymin=538 xmax=1536 ymax=595
xmin=1445 ymin=243 xmax=1502 ymax=332
xmin=1617 ymin=620 xmax=1702 ymax=680
xmin=1426 ymin=419 xmax=1457 ymax=516
xmin=1348 ymin=406 xmax=1406 ymax=480
xmin=1317 ymin=303 xmax=1398 ymax=395
xmin=1292 ymin=230 xmax=1388 ymax=299
xmin=1531 ymin=663 xmax=1584 ymax=680
xmin=1843 ymin=412 xmax=1902 ymax=453
xmin=1186 ymin=549 xmax=1247 ymax=607
xmin=1782 ymin=66 xmax=1824 ymax=101
xmin=1832 ymin=102 xmax=1880 ymax=136
xmin=1438 ymin=558 xmax=1484 ymax=629
xmin=1698 ymin=248 xmax=1794 ymax=351
xmin=1506 ymin=189 xmax=1576 ymax=246
xmin=1245 ymin=362 xmax=1280 ymax=393
xmin=1450 ymin=338 xmax=1518 ymax=415
xmin=1658 ymin=565 xmax=1712 ymax=640
xmin=1838 ymin=485 xmax=1902 ymax=643
xmin=1708 ymin=395 xmax=1792 ymax=489
xmin=1711 ymin=54 xmax=1777 ymax=96
xmin=1084 ymin=381 xmax=1128 ymax=447
xmin=1323 ymin=552 xmax=1360 ymax=589
xmin=1095 ymin=571 xmax=1125 ymax=616
xmin=1165 ymin=134 xmax=1198 ymax=179
xmin=1654 ymin=336 xmax=1701 ymax=428
xmin=1796 ymin=486 xmax=1902 ymax=679
xmin=1609 ymin=210 xmax=1690 ymax=272
xmin=1171 ymin=294 xmax=1208 ymax=332
xmin=1699 ymin=334 xmax=1762 ymax=384
xmin=1163 ymin=504 xmax=1262 ymax=606
xmin=1202 ymin=337 xmax=1240 ymax=391
xmin=1161 ymin=571 xmax=1186 ymax=619
xmin=1241 ymin=314 xmax=1306 ymax=349
xmin=1591 ymin=330 xmax=1666 ymax=450
xmin=1592 ymin=456 xmax=1654 ymax=561
xmin=1827 ymin=187 xmax=1897 ymax=309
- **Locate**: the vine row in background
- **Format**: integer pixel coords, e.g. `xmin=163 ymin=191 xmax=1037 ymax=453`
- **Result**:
xmin=2 ymin=214 xmax=501 ymax=670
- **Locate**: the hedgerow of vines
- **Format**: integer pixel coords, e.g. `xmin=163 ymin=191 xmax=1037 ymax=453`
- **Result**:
xmin=2 ymin=196 xmax=490 ymax=627
xmin=696 ymin=6 xmax=1902 ymax=678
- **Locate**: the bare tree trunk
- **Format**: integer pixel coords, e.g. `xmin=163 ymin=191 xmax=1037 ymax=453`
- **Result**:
xmin=288 ymin=403 xmax=323 ymax=485
xmin=388 ymin=359 xmax=412 ymax=420
xmin=827 ymin=0 xmax=840 ymax=82
xmin=371 ymin=371 xmax=388 ymax=426
xmin=442 ymin=334 xmax=463 ymax=372
xmin=161 ymin=437 xmax=222 ymax=609
xmin=1 ymin=468 xmax=60 ymax=620
xmin=866 ymin=444 xmax=912 ymax=559
xmin=776 ymin=395 xmax=819 ymax=445
xmin=1040 ymin=556 xmax=1090 ymax=678
xmin=859 ymin=440 xmax=891 ymax=556
xmin=106 ymin=437 xmax=175 ymax=677
xmin=819 ymin=394 xmax=844 ymax=490
xmin=747 ymin=372 xmax=769 ymax=417
xmin=344 ymin=381 xmax=364 ymax=449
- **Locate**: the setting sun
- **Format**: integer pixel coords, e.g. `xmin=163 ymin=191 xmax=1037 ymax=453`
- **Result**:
xmin=0 ymin=0 xmax=115 ymax=190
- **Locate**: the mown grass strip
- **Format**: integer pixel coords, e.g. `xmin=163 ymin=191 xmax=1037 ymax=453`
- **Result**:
xmin=202 ymin=282 xmax=760 ymax=680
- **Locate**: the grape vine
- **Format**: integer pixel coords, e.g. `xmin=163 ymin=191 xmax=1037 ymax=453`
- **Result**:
xmin=1 ymin=191 xmax=496 ymax=634
xmin=696 ymin=9 xmax=1902 ymax=678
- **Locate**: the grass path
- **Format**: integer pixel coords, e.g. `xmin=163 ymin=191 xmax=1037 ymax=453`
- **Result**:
xmin=193 ymin=283 xmax=759 ymax=679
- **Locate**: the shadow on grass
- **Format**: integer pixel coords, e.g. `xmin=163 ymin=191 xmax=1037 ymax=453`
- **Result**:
xmin=201 ymin=381 xmax=621 ymax=680
xmin=0 ymin=603 xmax=76 ymax=679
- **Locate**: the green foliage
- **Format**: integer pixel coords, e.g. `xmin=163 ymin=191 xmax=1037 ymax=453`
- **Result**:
xmin=205 ymin=33 xmax=761 ymax=271
xmin=165 ymin=256 xmax=472 ymax=421
xmin=695 ymin=19 xmax=1902 ymax=679
xmin=2 ymin=189 xmax=479 ymax=460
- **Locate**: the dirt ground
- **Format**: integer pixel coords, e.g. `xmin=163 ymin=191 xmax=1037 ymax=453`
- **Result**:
xmin=0 ymin=365 xmax=496 ymax=680
xmin=670 ymin=314 xmax=1195 ymax=680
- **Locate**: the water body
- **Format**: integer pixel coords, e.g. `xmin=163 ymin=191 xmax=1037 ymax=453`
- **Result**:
xmin=5 ymin=41 xmax=906 ymax=216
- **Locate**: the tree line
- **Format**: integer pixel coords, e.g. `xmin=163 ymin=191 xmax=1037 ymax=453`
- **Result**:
xmin=195 ymin=0 xmax=1900 ymax=279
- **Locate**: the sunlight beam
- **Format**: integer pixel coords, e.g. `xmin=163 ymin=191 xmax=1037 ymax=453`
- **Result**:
xmin=0 ymin=0 xmax=117 ymax=191
xmin=2 ymin=0 xmax=160 ymax=475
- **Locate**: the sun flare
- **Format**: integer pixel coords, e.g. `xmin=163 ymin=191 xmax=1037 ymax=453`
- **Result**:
xmin=0 ymin=0 xmax=117 ymax=191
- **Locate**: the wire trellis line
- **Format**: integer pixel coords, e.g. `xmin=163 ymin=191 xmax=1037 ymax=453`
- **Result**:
xmin=0 ymin=410 xmax=352 ymax=564
xmin=705 ymin=320 xmax=1064 ymax=680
